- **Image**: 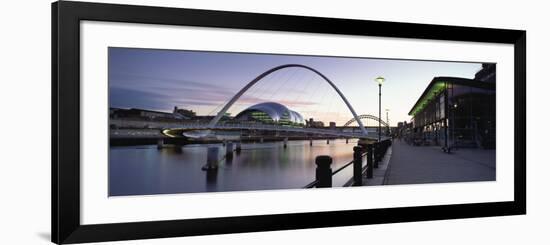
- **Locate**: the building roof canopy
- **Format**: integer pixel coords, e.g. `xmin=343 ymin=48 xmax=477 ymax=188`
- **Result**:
xmin=408 ymin=76 xmax=495 ymax=117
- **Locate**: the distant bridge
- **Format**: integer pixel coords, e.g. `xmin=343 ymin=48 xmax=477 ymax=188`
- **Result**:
xmin=343 ymin=114 xmax=389 ymax=128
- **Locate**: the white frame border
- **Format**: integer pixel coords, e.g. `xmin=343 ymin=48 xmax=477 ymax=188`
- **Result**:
xmin=81 ymin=21 xmax=515 ymax=225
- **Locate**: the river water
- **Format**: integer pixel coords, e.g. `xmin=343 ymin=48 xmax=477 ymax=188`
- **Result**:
xmin=109 ymin=139 xmax=363 ymax=196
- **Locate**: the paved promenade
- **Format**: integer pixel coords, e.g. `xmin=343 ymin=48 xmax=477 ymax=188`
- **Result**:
xmin=383 ymin=140 xmax=495 ymax=185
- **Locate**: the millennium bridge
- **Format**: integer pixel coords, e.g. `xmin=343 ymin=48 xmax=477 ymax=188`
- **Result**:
xmin=161 ymin=64 xmax=390 ymax=142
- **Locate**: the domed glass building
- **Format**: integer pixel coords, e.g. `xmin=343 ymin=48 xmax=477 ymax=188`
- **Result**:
xmin=235 ymin=102 xmax=305 ymax=127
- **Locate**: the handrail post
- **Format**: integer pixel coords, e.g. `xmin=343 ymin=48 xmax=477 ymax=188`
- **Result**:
xmin=315 ymin=155 xmax=333 ymax=188
xmin=382 ymin=140 xmax=389 ymax=155
xmin=353 ymin=146 xmax=363 ymax=186
xmin=374 ymin=142 xmax=379 ymax=168
xmin=366 ymin=144 xmax=373 ymax=179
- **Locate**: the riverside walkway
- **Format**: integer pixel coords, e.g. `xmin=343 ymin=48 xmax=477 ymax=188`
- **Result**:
xmin=308 ymin=138 xmax=495 ymax=188
xmin=381 ymin=140 xmax=495 ymax=185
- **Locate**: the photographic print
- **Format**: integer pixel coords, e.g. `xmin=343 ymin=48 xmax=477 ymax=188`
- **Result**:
xmin=108 ymin=47 xmax=496 ymax=196
xmin=53 ymin=2 xmax=525 ymax=243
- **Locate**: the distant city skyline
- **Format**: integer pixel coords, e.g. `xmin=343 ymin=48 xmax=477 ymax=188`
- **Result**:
xmin=109 ymin=47 xmax=483 ymax=126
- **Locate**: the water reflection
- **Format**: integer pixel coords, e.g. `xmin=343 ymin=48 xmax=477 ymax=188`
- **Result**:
xmin=109 ymin=139 xmax=360 ymax=196
xmin=205 ymin=168 xmax=218 ymax=191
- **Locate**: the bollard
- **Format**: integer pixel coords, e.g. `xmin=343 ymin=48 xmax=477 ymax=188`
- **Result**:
xmin=366 ymin=144 xmax=373 ymax=179
xmin=157 ymin=138 xmax=164 ymax=149
xmin=326 ymin=139 xmax=330 ymax=144
xmin=315 ymin=155 xmax=333 ymax=188
xmin=353 ymin=146 xmax=363 ymax=186
xmin=346 ymin=138 xmax=349 ymax=144
xmin=202 ymin=147 xmax=219 ymax=171
xmin=374 ymin=143 xmax=379 ymax=168
xmin=310 ymin=138 xmax=313 ymax=146
xmin=225 ymin=142 xmax=234 ymax=159
xmin=236 ymin=141 xmax=242 ymax=154
xmin=284 ymin=137 xmax=288 ymax=149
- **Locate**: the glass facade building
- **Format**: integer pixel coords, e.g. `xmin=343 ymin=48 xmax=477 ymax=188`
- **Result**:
xmin=408 ymin=75 xmax=496 ymax=149
xmin=235 ymin=102 xmax=305 ymax=127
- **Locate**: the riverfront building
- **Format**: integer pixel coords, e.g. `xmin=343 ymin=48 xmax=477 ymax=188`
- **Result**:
xmin=110 ymin=107 xmax=200 ymax=121
xmin=235 ymin=102 xmax=305 ymax=127
xmin=172 ymin=106 xmax=196 ymax=119
xmin=110 ymin=107 xmax=176 ymax=120
xmin=307 ymin=118 xmax=325 ymax=128
xmin=407 ymin=64 xmax=496 ymax=149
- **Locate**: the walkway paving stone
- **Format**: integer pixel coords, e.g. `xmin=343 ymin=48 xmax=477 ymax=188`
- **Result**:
xmin=384 ymin=140 xmax=495 ymax=185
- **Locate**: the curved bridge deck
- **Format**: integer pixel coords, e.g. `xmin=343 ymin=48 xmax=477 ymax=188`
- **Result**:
xmin=163 ymin=123 xmax=380 ymax=140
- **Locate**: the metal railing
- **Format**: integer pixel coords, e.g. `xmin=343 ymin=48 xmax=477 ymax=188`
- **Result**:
xmin=303 ymin=139 xmax=392 ymax=188
xmin=303 ymin=151 xmax=367 ymax=188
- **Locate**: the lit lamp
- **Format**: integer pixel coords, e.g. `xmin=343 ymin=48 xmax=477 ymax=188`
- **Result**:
xmin=375 ymin=76 xmax=386 ymax=85
xmin=375 ymin=76 xmax=385 ymax=142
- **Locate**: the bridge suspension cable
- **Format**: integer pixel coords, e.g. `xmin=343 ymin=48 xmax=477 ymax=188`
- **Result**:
xmin=207 ymin=64 xmax=369 ymax=136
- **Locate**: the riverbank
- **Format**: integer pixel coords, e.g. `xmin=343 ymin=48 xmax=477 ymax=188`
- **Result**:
xmin=110 ymin=128 xmax=352 ymax=146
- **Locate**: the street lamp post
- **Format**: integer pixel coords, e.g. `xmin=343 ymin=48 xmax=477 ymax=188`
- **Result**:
xmin=375 ymin=76 xmax=385 ymax=142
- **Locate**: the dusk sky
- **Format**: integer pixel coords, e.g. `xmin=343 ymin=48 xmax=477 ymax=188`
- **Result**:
xmin=109 ymin=47 xmax=482 ymax=126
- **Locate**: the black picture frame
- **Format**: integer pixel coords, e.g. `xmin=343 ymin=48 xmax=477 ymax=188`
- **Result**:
xmin=52 ymin=1 xmax=526 ymax=244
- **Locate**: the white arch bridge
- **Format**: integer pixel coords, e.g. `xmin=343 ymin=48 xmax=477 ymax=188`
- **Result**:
xmin=162 ymin=64 xmax=384 ymax=141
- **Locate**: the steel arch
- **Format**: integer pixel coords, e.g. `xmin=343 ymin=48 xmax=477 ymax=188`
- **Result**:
xmin=343 ymin=114 xmax=389 ymax=127
xmin=208 ymin=64 xmax=369 ymax=136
